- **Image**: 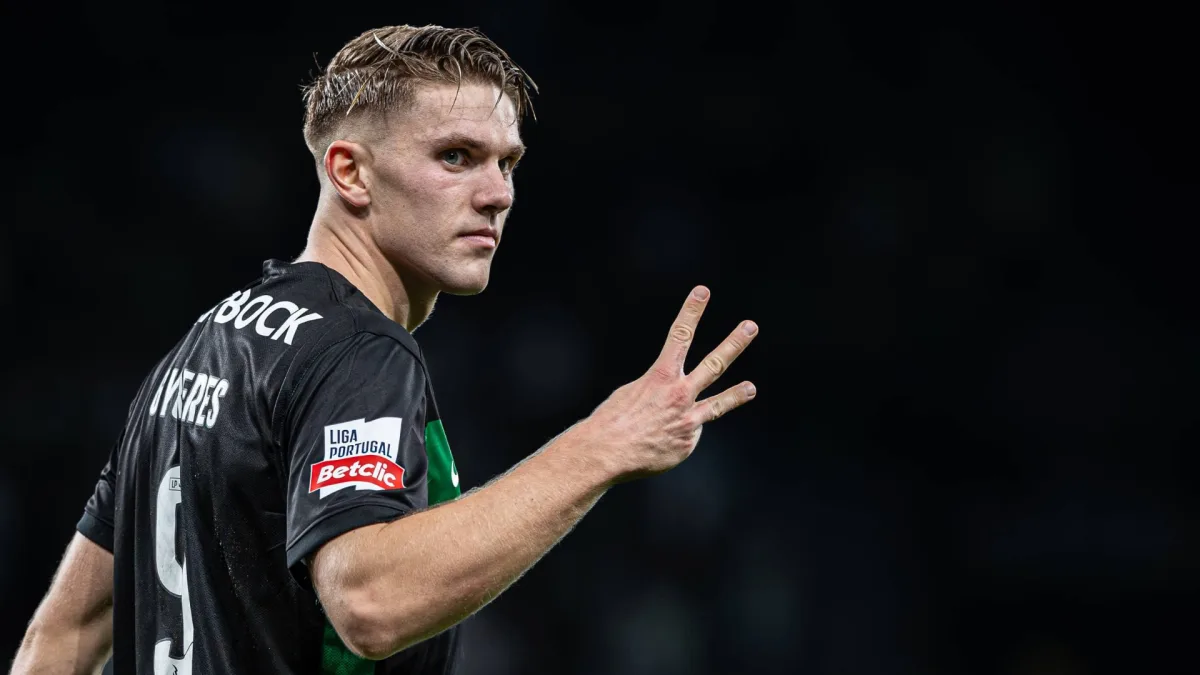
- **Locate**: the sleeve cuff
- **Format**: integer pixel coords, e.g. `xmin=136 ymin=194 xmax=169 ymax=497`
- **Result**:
xmin=77 ymin=510 xmax=114 ymax=553
xmin=286 ymin=502 xmax=412 ymax=576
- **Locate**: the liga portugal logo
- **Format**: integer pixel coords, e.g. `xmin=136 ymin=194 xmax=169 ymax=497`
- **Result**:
xmin=309 ymin=418 xmax=406 ymax=498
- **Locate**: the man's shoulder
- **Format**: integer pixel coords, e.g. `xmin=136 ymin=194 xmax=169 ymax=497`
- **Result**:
xmin=293 ymin=310 xmax=423 ymax=373
xmin=196 ymin=259 xmax=422 ymax=363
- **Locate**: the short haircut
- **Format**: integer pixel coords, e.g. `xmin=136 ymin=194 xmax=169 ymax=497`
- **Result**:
xmin=302 ymin=25 xmax=537 ymax=158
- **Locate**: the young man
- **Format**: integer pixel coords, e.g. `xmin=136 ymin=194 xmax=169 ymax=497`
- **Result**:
xmin=10 ymin=24 xmax=759 ymax=675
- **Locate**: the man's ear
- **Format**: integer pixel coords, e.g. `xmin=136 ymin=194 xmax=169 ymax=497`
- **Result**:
xmin=323 ymin=140 xmax=372 ymax=208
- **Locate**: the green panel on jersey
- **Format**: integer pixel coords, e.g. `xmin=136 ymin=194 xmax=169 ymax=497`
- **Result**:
xmin=322 ymin=622 xmax=374 ymax=675
xmin=425 ymin=419 xmax=461 ymax=505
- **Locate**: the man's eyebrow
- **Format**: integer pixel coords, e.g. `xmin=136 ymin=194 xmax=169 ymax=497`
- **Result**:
xmin=432 ymin=133 xmax=525 ymax=158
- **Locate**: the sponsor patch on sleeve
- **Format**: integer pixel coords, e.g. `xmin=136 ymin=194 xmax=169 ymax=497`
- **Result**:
xmin=309 ymin=417 xmax=406 ymax=498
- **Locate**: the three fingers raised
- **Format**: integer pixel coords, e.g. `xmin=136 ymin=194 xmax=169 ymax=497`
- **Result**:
xmin=654 ymin=286 xmax=759 ymax=420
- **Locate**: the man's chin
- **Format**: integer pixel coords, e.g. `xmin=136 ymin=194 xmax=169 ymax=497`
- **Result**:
xmin=439 ymin=273 xmax=490 ymax=296
xmin=427 ymin=257 xmax=493 ymax=296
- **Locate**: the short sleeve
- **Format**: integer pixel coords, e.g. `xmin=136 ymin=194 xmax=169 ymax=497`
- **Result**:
xmin=281 ymin=331 xmax=430 ymax=572
xmin=77 ymin=437 xmax=120 ymax=553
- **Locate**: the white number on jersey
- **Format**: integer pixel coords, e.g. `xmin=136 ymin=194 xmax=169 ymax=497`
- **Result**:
xmin=153 ymin=466 xmax=194 ymax=675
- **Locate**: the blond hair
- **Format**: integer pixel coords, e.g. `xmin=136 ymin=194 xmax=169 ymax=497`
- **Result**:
xmin=302 ymin=25 xmax=537 ymax=156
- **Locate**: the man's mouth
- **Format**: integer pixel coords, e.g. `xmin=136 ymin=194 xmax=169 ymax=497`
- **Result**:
xmin=459 ymin=227 xmax=498 ymax=248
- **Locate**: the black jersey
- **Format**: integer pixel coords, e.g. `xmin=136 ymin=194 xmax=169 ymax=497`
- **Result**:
xmin=77 ymin=260 xmax=463 ymax=675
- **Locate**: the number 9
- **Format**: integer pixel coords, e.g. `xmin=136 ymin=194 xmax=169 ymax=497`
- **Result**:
xmin=154 ymin=466 xmax=194 ymax=675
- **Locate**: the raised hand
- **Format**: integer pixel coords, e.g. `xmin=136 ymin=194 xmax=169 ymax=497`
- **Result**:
xmin=577 ymin=286 xmax=758 ymax=483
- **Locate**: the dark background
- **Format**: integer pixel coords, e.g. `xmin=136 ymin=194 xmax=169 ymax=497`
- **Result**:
xmin=1 ymin=1 xmax=1195 ymax=673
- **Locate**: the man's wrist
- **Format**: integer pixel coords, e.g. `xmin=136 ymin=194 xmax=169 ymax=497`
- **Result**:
xmin=547 ymin=420 xmax=624 ymax=490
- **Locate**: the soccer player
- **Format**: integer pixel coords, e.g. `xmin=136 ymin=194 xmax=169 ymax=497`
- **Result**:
xmin=10 ymin=24 xmax=758 ymax=675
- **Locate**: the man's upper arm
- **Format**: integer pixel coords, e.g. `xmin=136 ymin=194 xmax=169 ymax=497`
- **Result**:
xmin=279 ymin=330 xmax=432 ymax=582
xmin=33 ymin=532 xmax=114 ymax=628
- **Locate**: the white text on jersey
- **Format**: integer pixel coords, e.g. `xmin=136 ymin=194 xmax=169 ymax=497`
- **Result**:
xmin=148 ymin=367 xmax=230 ymax=429
xmin=197 ymin=289 xmax=323 ymax=346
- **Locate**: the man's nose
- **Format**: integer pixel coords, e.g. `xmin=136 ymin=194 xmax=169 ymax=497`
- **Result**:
xmin=473 ymin=165 xmax=514 ymax=216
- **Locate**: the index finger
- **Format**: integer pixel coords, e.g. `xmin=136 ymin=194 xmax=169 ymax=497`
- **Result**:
xmin=655 ymin=286 xmax=710 ymax=373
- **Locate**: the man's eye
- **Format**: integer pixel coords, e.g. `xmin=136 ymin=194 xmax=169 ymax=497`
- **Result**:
xmin=442 ymin=150 xmax=466 ymax=166
xmin=499 ymin=157 xmax=519 ymax=175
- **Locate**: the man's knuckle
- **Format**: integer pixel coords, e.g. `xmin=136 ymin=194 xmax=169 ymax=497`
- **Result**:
xmin=709 ymin=398 xmax=725 ymax=420
xmin=671 ymin=324 xmax=694 ymax=343
xmin=703 ymin=354 xmax=726 ymax=377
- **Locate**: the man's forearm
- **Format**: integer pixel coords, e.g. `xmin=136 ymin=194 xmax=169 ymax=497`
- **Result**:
xmin=314 ymin=424 xmax=614 ymax=659
xmin=10 ymin=617 xmax=113 ymax=675
xmin=11 ymin=533 xmax=114 ymax=675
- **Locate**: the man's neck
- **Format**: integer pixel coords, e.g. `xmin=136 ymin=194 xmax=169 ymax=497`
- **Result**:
xmin=296 ymin=211 xmax=435 ymax=333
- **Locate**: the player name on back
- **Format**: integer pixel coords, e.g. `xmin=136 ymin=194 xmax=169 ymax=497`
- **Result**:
xmin=148 ymin=368 xmax=229 ymax=428
xmin=196 ymin=288 xmax=323 ymax=345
